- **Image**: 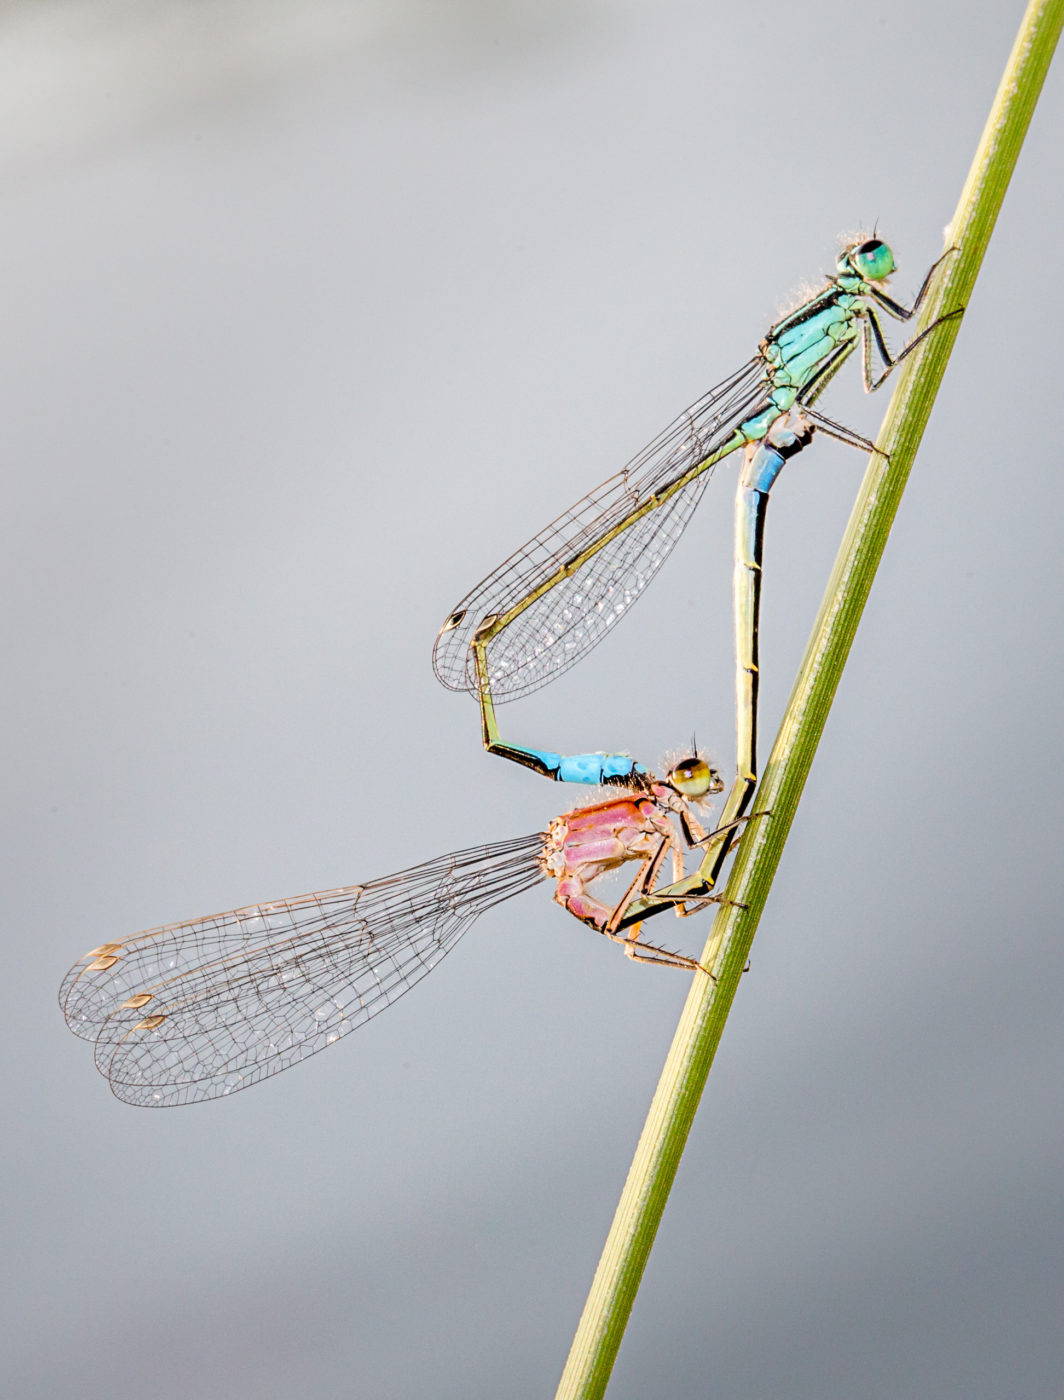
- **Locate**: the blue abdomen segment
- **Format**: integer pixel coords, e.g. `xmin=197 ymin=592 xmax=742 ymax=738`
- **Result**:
xmin=561 ymin=752 xmax=645 ymax=785
xmin=740 ymin=410 xmax=816 ymax=496
xmin=741 ymin=440 xmax=787 ymax=496
xmin=509 ymin=746 xmax=645 ymax=785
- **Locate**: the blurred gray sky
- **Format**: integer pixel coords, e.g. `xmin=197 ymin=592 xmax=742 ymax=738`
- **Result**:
xmin=4 ymin=2 xmax=1063 ymax=1396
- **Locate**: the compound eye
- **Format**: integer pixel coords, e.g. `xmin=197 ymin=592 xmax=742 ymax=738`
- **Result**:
xmin=668 ymin=756 xmax=721 ymax=799
xmin=852 ymin=239 xmax=895 ymax=281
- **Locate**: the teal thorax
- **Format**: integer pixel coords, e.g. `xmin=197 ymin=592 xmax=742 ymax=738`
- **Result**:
xmin=738 ymin=238 xmax=897 ymax=443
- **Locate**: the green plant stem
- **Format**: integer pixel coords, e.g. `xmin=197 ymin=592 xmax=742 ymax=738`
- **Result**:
xmin=554 ymin=3 xmax=1064 ymax=1396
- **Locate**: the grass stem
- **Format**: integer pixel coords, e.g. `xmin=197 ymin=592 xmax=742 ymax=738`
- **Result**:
xmin=554 ymin=3 xmax=1064 ymax=1394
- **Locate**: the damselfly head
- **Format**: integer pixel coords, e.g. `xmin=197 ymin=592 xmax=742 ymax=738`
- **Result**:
xmin=666 ymin=754 xmax=722 ymax=801
xmin=839 ymin=238 xmax=896 ymax=283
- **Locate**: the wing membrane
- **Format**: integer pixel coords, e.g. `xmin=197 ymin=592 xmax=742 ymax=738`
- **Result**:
xmin=433 ymin=359 xmax=768 ymax=701
xmin=59 ymin=834 xmax=546 ymax=1107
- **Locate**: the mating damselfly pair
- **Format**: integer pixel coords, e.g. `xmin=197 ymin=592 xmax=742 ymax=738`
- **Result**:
xmin=60 ymin=236 xmax=958 ymax=1105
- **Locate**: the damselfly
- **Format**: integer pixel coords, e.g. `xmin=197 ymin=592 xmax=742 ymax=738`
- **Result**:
xmin=60 ymin=754 xmax=722 ymax=1105
xmin=434 ymin=237 xmax=959 ymax=917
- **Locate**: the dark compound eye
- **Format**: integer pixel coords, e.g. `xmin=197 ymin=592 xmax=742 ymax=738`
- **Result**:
xmin=852 ymin=239 xmax=895 ymax=281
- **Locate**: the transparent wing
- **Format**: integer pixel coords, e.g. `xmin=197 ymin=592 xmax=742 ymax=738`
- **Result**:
xmin=433 ymin=358 xmax=768 ymax=702
xmin=59 ymin=834 xmax=547 ymax=1107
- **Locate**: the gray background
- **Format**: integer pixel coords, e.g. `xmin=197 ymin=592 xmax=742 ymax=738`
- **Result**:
xmin=4 ymin=2 xmax=1062 ymax=1396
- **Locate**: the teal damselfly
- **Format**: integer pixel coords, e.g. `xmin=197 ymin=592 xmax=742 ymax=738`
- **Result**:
xmin=434 ymin=236 xmax=959 ymax=917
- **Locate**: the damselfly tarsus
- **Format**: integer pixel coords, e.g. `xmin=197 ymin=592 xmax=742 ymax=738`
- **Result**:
xmin=59 ymin=754 xmax=724 ymax=1105
xmin=434 ymin=237 xmax=961 ymax=918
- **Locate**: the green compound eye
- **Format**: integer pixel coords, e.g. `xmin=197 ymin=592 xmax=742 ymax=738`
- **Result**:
xmin=852 ymin=239 xmax=895 ymax=281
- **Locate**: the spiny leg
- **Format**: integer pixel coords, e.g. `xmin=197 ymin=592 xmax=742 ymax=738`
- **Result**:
xmin=589 ymin=838 xmax=708 ymax=969
xmin=601 ymin=920 xmax=708 ymax=973
xmin=603 ymin=834 xmax=674 ymax=936
xmin=661 ymin=813 xmax=761 ymax=913
xmin=800 ymin=408 xmax=876 ymax=455
xmin=614 ymin=817 xmax=727 ymax=956
xmin=663 ymin=818 xmax=711 ymax=918
xmin=619 ymin=938 xmax=707 ymax=972
xmin=861 ymin=305 xmax=965 ymax=392
xmin=614 ymin=811 xmax=761 ymax=927
xmin=668 ymin=808 xmax=707 ymax=885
